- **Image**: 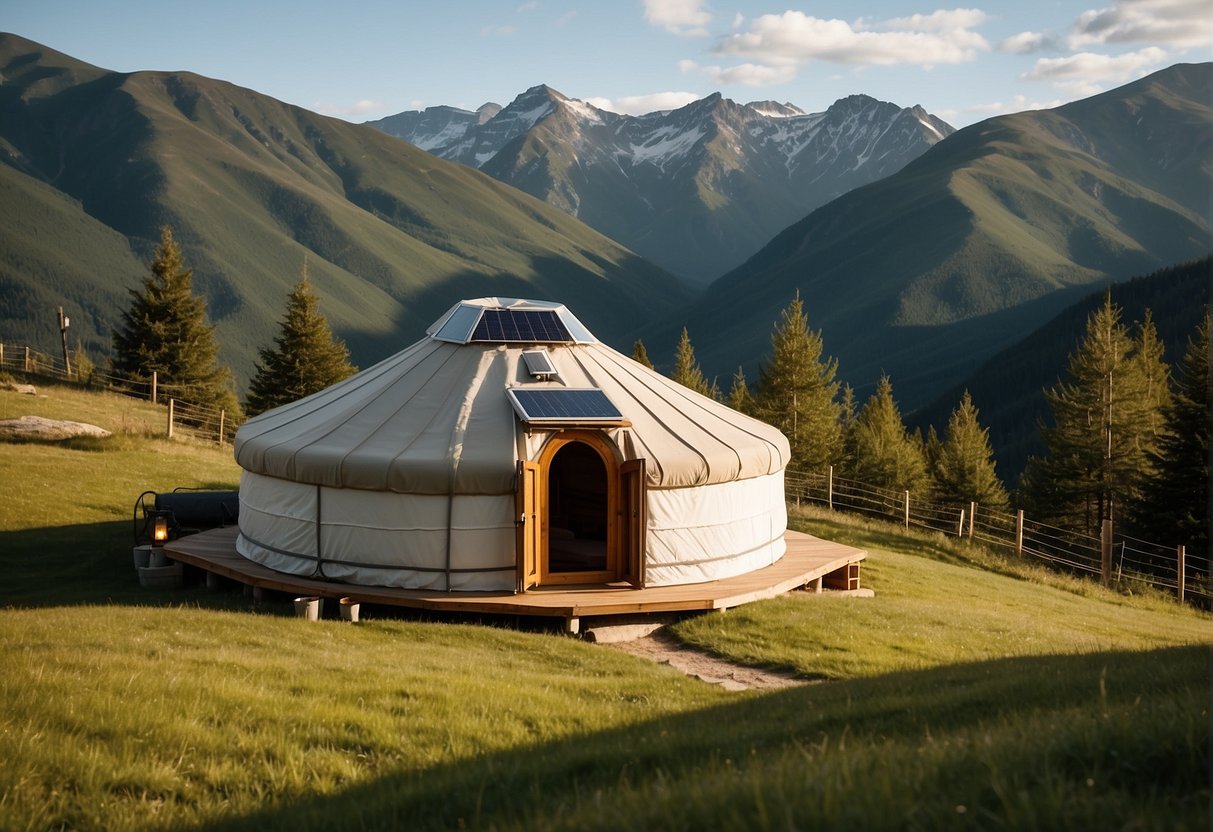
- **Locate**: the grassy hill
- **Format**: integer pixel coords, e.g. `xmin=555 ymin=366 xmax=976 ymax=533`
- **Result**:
xmin=911 ymin=257 xmax=1213 ymax=484
xmin=0 ymin=382 xmax=1208 ymax=829
xmin=0 ymin=34 xmax=690 ymax=388
xmin=650 ymin=63 xmax=1211 ymax=409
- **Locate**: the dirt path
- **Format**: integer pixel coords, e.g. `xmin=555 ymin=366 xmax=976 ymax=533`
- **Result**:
xmin=606 ymin=628 xmax=808 ymax=691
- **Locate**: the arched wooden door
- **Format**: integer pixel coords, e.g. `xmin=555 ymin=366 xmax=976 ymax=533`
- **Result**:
xmin=516 ymin=432 xmax=646 ymax=590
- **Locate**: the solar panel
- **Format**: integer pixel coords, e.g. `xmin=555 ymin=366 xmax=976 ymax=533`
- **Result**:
xmin=522 ymin=350 xmax=557 ymax=378
xmin=507 ymin=388 xmax=623 ymax=423
xmin=470 ymin=309 xmax=573 ymax=343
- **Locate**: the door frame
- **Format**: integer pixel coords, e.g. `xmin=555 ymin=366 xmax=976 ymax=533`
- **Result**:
xmin=515 ymin=430 xmax=646 ymax=589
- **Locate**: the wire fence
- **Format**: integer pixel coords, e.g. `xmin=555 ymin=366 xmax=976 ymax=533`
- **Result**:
xmin=0 ymin=341 xmax=238 ymax=445
xmin=785 ymin=467 xmax=1209 ymax=608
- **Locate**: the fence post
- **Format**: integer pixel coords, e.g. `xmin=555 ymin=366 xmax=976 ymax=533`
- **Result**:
xmin=957 ymin=508 xmax=966 ymax=537
xmin=218 ymin=409 xmax=225 ymax=446
xmin=1177 ymin=545 xmax=1185 ymax=604
xmin=968 ymin=502 xmax=976 ymax=539
xmin=0 ymin=342 xmax=4 ymax=369
xmin=1100 ymin=519 xmax=1113 ymax=586
xmin=1015 ymin=510 xmax=1024 ymax=558
xmin=903 ymin=491 xmax=910 ymax=530
xmin=827 ymin=465 xmax=834 ymax=511
xmin=150 ymin=371 xmax=158 ymax=404
xmin=166 ymin=399 xmax=175 ymax=439
xmin=24 ymin=346 xmax=30 ymax=372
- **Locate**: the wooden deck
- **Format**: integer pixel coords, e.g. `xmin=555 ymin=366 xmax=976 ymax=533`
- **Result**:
xmin=164 ymin=526 xmax=866 ymax=629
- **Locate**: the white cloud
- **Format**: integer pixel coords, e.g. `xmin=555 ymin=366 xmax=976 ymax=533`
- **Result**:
xmin=714 ymin=10 xmax=990 ymax=68
xmin=962 ymin=94 xmax=1067 ymax=115
xmin=1023 ymin=45 xmax=1170 ymax=89
xmin=643 ymin=0 xmax=712 ymax=37
xmin=678 ymin=58 xmax=699 ymax=73
xmin=1068 ymin=0 xmax=1212 ymax=50
xmin=314 ymin=99 xmax=384 ymax=117
xmin=480 ymin=23 xmax=517 ymax=36
xmin=1000 ymin=31 xmax=1049 ymax=54
xmin=587 ymin=91 xmax=703 ymax=115
xmin=699 ymin=62 xmax=799 ymax=85
xmin=516 ymin=1 xmax=539 ymax=11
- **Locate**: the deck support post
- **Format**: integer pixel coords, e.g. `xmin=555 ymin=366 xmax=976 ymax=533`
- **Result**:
xmin=564 ymin=616 xmax=581 ymax=635
xmin=205 ymin=571 xmax=221 ymax=591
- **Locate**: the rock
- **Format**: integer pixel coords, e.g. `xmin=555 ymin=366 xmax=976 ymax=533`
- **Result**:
xmin=1 ymin=381 xmax=37 ymax=395
xmin=0 ymin=415 xmax=111 ymax=440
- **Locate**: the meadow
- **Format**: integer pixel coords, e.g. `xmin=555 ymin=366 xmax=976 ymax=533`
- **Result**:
xmin=0 ymin=383 xmax=1208 ymax=830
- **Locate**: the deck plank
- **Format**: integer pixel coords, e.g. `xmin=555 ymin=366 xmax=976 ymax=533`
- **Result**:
xmin=165 ymin=527 xmax=866 ymax=619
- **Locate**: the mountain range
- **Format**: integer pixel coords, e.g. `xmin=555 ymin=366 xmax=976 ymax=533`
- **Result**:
xmin=652 ymin=62 xmax=1212 ymax=410
xmin=0 ymin=34 xmax=688 ymax=384
xmin=367 ymin=86 xmax=953 ymax=284
xmin=0 ymin=33 xmax=1208 ymax=435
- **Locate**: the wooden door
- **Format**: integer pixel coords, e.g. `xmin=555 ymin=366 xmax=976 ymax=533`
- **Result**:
xmin=516 ymin=460 xmax=541 ymax=591
xmin=620 ymin=458 xmax=647 ymax=588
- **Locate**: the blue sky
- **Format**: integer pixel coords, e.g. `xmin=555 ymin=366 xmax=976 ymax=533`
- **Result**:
xmin=4 ymin=0 xmax=1209 ymax=126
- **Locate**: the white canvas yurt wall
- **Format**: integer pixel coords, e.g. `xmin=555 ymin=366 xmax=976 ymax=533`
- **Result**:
xmin=234 ymin=298 xmax=790 ymax=591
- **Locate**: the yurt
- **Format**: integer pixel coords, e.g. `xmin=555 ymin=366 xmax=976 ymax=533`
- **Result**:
xmin=234 ymin=298 xmax=791 ymax=592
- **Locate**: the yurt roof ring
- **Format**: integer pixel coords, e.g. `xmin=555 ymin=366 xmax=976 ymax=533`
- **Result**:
xmin=428 ymin=298 xmax=597 ymax=345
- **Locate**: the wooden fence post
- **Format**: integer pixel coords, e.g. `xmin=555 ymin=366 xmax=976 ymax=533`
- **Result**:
xmin=827 ymin=465 xmax=834 ymax=511
xmin=1177 ymin=545 xmax=1185 ymax=604
xmin=957 ymin=508 xmax=966 ymax=537
xmin=218 ymin=409 xmax=225 ymax=446
xmin=968 ymin=501 xmax=976 ymax=539
xmin=166 ymin=399 xmax=175 ymax=439
xmin=24 ymin=346 xmax=30 ymax=372
xmin=1100 ymin=519 xmax=1113 ymax=586
xmin=0 ymin=342 xmax=5 ymax=369
xmin=903 ymin=491 xmax=910 ymax=530
xmin=1015 ymin=510 xmax=1024 ymax=558
xmin=150 ymin=371 xmax=158 ymax=404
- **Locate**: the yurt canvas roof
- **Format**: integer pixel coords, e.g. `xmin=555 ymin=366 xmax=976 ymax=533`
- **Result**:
xmin=235 ymin=298 xmax=789 ymax=494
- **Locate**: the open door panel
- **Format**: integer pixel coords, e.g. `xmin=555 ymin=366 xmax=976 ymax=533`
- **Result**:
xmin=620 ymin=458 xmax=647 ymax=588
xmin=516 ymin=460 xmax=541 ymax=591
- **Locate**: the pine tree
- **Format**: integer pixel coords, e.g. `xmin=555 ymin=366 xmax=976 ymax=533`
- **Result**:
xmin=631 ymin=339 xmax=654 ymax=369
xmin=1130 ymin=312 xmax=1209 ymax=552
xmin=753 ymin=294 xmax=841 ymax=472
xmin=1020 ymin=293 xmax=1164 ymax=535
xmin=849 ymin=375 xmax=927 ymax=493
xmin=671 ymin=327 xmax=712 ymax=396
xmin=727 ymin=366 xmax=753 ymax=414
xmin=111 ymin=226 xmax=241 ymax=420
xmin=246 ymin=267 xmax=357 ymax=416
xmin=930 ymin=391 xmax=1009 ymax=510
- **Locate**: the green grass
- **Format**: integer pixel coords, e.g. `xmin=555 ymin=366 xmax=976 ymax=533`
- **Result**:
xmin=0 ymin=385 xmax=1209 ymax=830
xmin=671 ymin=506 xmax=1212 ymax=680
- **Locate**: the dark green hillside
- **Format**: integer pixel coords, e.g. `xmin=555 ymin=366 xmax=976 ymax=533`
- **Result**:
xmin=653 ymin=63 xmax=1211 ymax=410
xmin=912 ymin=257 xmax=1212 ymax=484
xmin=0 ymin=34 xmax=690 ymax=384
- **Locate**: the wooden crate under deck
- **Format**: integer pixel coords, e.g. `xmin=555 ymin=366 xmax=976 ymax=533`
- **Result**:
xmin=164 ymin=526 xmax=866 ymax=627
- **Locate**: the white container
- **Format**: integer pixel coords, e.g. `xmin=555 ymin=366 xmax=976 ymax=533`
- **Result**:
xmin=138 ymin=562 xmax=183 ymax=589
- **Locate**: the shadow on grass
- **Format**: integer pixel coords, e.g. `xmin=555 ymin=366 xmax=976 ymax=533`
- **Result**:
xmin=196 ymin=645 xmax=1210 ymax=832
xmin=0 ymin=520 xmax=260 ymax=610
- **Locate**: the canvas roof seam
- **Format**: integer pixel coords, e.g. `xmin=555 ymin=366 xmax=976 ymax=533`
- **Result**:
xmin=560 ymin=347 xmax=665 ymax=481
xmin=235 ymin=338 xmax=440 ymax=461
xmin=374 ymin=346 xmax=483 ymax=490
xmin=610 ymin=349 xmax=788 ymax=475
xmin=574 ymin=346 xmax=717 ymax=484
xmin=289 ymin=342 xmax=463 ymax=486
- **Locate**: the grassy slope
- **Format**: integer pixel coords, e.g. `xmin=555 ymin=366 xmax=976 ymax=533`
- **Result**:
xmin=0 ymin=34 xmax=690 ymax=385
xmin=0 ymin=385 xmax=1208 ymax=830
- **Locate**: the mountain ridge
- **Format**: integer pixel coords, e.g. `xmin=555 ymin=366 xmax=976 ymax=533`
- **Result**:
xmin=368 ymin=86 xmax=954 ymax=284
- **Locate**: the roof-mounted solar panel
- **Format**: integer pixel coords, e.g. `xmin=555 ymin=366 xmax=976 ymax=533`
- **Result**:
xmin=471 ymin=309 xmax=572 ymax=343
xmin=507 ymin=388 xmax=624 ymax=424
xmin=522 ymin=350 xmax=557 ymax=379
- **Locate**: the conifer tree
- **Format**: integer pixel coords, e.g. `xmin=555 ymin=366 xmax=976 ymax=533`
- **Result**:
xmin=111 ymin=226 xmax=240 ymax=419
xmin=1130 ymin=312 xmax=1209 ymax=552
xmin=671 ymin=327 xmax=712 ymax=396
xmin=754 ymin=294 xmax=841 ymax=471
xmin=727 ymin=366 xmax=753 ymax=414
xmin=246 ymin=267 xmax=357 ymax=416
xmin=1020 ymin=293 xmax=1164 ymax=535
xmin=930 ymin=391 xmax=1009 ymax=510
xmin=631 ymin=339 xmax=654 ymax=369
xmin=849 ymin=374 xmax=927 ymax=493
